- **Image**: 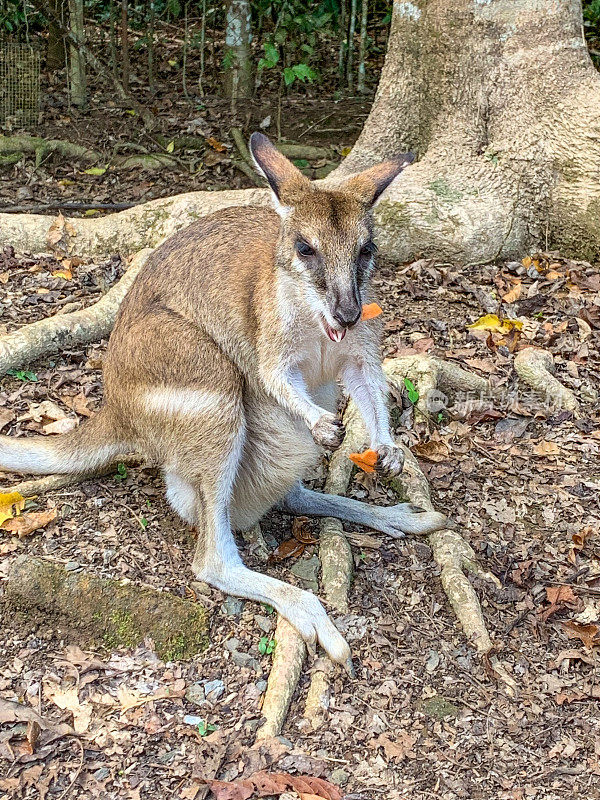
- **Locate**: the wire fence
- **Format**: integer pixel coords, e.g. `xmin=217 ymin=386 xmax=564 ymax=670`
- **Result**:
xmin=0 ymin=42 xmax=41 ymax=129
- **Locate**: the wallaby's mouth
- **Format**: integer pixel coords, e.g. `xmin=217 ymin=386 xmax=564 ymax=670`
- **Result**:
xmin=322 ymin=318 xmax=347 ymax=343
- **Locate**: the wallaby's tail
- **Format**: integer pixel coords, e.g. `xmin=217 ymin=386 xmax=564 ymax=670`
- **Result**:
xmin=0 ymin=410 xmax=125 ymax=476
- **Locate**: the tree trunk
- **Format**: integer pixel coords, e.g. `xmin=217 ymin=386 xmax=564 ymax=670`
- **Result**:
xmin=224 ymin=0 xmax=254 ymax=101
xmin=1 ymin=2 xmax=599 ymax=265
xmin=121 ymin=0 xmax=130 ymax=89
xmin=336 ymin=0 xmax=600 ymax=263
xmin=46 ymin=0 xmax=66 ymax=71
xmin=68 ymin=0 xmax=86 ymax=106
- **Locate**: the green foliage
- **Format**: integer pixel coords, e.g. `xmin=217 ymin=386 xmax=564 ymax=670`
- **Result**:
xmin=404 ymin=377 xmax=419 ymax=405
xmin=258 ymin=635 xmax=276 ymax=655
xmin=6 ymin=369 xmax=38 ymax=382
xmin=114 ymin=462 xmax=128 ymax=481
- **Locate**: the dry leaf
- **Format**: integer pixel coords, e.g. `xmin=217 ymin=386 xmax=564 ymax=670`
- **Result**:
xmin=413 ymin=439 xmax=450 ymax=462
xmin=45 ymin=684 xmax=92 ymax=734
xmin=349 ymin=448 xmax=378 ymax=473
xmin=562 ymin=620 xmax=600 ymax=649
xmin=0 ymin=491 xmax=26 ymax=526
xmin=43 ymin=417 xmax=77 ymax=435
xmin=118 ymin=684 xmax=185 ymax=713
xmin=0 ymin=408 xmax=15 ymax=432
xmin=52 ymin=267 xmax=73 ymax=280
xmin=468 ymin=314 xmax=523 ymax=334
xmin=1 ymin=508 xmax=58 ymax=538
xmin=502 ymin=281 xmax=522 ymax=304
xmin=292 ymin=516 xmax=317 ymax=545
xmin=533 ymin=440 xmax=560 ymax=456
xmin=370 ymin=731 xmax=415 ymax=761
xmin=206 ymin=136 xmax=226 ymax=152
xmin=201 ymin=772 xmax=342 ymax=800
xmin=546 ymin=585 xmax=577 ymax=606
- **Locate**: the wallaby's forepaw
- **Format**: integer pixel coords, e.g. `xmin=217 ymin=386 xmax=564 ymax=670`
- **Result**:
xmin=311 ymin=412 xmax=346 ymax=450
xmin=374 ymin=444 xmax=405 ymax=477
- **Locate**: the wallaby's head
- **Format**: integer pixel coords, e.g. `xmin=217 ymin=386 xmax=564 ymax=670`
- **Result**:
xmin=249 ymin=132 xmax=413 ymax=342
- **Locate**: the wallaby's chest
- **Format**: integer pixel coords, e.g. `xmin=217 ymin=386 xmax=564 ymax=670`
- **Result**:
xmin=296 ymin=336 xmax=346 ymax=391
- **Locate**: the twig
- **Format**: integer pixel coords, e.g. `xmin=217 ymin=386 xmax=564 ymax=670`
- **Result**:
xmin=56 ymin=737 xmax=85 ymax=800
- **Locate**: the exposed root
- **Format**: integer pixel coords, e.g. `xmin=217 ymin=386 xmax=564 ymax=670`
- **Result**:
xmin=383 ymin=355 xmax=491 ymax=418
xmin=514 ymin=347 xmax=580 ymax=416
xmin=388 ymin=448 xmax=498 ymax=654
xmin=0 ymin=249 xmax=153 ymax=377
xmin=255 ymin=617 xmax=306 ymax=741
xmin=1 ymin=455 xmax=145 ymax=496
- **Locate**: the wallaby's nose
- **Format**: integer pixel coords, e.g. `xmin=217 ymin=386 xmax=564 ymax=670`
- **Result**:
xmin=332 ymin=302 xmax=362 ymax=329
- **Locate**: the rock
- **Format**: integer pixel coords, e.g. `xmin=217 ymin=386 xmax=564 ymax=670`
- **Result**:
xmin=221 ymin=597 xmax=245 ymax=616
xmin=231 ymin=650 xmax=261 ymax=672
xmin=418 ymin=695 xmax=459 ymax=719
xmin=93 ymin=768 xmax=110 ymax=781
xmin=331 ymin=769 xmax=350 ymax=787
xmin=204 ymin=679 xmax=225 ymax=703
xmin=255 ymin=680 xmax=268 ymax=693
xmin=290 ymin=554 xmax=321 ymax=592
xmin=190 ymin=580 xmax=211 ymax=597
xmin=185 ymin=682 xmax=205 ymax=706
xmin=183 ymin=714 xmax=204 ymax=726
xmin=5 ymin=556 xmax=209 ymax=660
xmin=254 ymin=614 xmax=274 ymax=633
xmin=224 ymin=638 xmax=240 ymax=653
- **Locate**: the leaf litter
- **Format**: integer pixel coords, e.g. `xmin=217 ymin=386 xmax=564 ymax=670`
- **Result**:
xmin=1 ymin=246 xmax=600 ymax=798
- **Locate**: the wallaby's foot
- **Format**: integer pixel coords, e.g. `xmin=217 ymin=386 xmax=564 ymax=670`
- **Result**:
xmin=311 ymin=412 xmax=346 ymax=450
xmin=375 ymin=502 xmax=448 ymax=538
xmin=374 ymin=444 xmax=405 ymax=477
xmin=279 ymin=587 xmax=351 ymax=665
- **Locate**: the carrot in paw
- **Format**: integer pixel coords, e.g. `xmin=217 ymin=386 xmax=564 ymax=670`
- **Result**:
xmin=349 ymin=448 xmax=378 ymax=473
xmin=361 ymin=302 xmax=383 ymax=321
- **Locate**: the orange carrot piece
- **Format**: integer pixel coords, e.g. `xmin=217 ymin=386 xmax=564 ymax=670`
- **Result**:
xmin=348 ymin=448 xmax=378 ymax=473
xmin=361 ymin=303 xmax=383 ymax=321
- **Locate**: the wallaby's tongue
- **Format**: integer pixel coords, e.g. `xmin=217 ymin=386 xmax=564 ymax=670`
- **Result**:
xmin=326 ymin=324 xmax=346 ymax=343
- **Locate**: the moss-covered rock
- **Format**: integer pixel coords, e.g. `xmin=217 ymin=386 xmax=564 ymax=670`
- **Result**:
xmin=6 ymin=555 xmax=209 ymax=660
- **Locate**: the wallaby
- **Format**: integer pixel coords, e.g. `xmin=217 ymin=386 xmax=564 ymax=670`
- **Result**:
xmin=0 ymin=134 xmax=446 ymax=667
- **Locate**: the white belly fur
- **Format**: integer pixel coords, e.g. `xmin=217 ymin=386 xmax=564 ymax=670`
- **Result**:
xmin=230 ymin=382 xmax=338 ymax=530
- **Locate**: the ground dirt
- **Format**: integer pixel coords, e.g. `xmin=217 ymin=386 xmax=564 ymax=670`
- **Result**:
xmin=1 ymin=238 xmax=599 ymax=800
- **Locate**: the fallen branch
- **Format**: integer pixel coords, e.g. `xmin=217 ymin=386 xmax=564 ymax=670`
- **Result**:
xmin=5 ymin=555 xmax=209 ymax=660
xmin=514 ymin=347 xmax=580 ymax=415
xmin=0 ymin=202 xmax=138 ymax=214
xmin=0 ymin=248 xmax=153 ymax=377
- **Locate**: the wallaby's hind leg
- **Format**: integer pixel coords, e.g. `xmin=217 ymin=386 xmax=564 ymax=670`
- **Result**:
xmin=166 ymin=447 xmax=350 ymax=666
xmin=281 ymin=483 xmax=447 ymax=537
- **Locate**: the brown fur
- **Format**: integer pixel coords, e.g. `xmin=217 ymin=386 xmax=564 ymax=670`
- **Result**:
xmin=0 ymin=136 xmax=424 ymax=664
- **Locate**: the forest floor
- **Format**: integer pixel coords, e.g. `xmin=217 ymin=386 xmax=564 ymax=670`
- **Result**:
xmin=1 ymin=239 xmax=599 ymax=800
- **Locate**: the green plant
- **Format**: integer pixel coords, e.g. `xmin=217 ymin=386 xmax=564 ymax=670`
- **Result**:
xmin=114 ymin=462 xmax=128 ymax=481
xmin=197 ymin=719 xmax=217 ymax=736
xmin=258 ymin=635 xmax=276 ymax=655
xmin=6 ymin=369 xmax=38 ymax=382
xmin=404 ymin=377 xmax=420 ymax=405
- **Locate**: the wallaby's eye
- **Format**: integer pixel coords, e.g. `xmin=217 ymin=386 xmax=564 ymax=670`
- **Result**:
xmin=296 ymin=240 xmax=315 ymax=258
xmin=360 ymin=241 xmax=377 ymax=259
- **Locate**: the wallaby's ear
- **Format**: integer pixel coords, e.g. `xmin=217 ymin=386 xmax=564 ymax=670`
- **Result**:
xmin=344 ymin=153 xmax=415 ymax=206
xmin=249 ymin=132 xmax=311 ymax=209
